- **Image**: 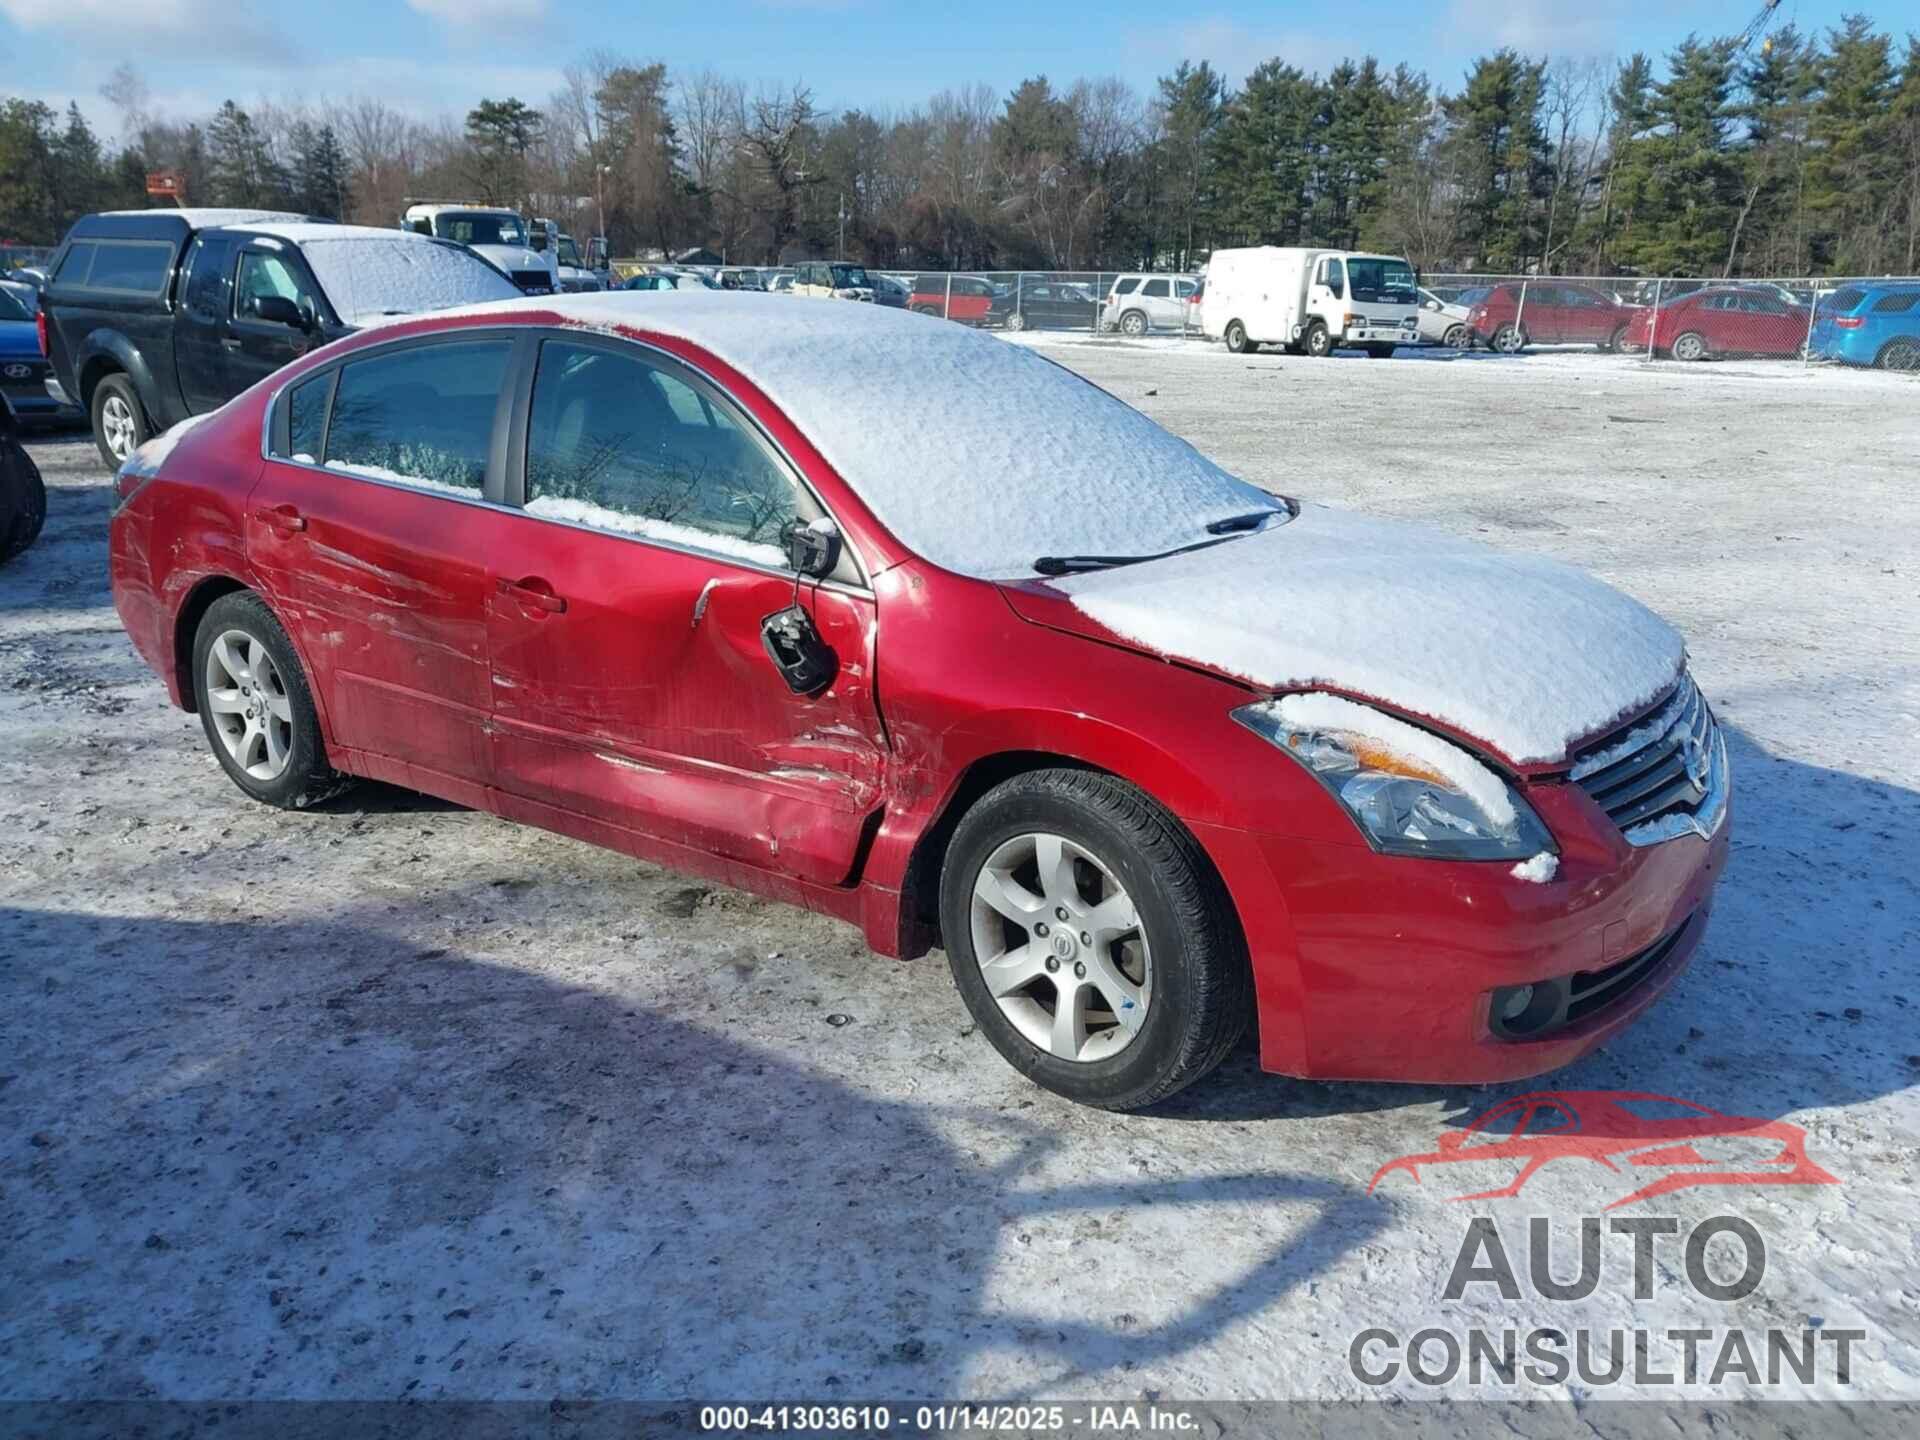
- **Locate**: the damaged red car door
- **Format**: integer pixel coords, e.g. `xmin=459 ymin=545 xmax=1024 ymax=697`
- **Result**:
xmin=483 ymin=332 xmax=885 ymax=888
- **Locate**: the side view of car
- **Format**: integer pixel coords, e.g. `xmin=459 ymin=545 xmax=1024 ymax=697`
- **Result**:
xmin=1467 ymin=281 xmax=1644 ymax=353
xmin=907 ymin=275 xmax=998 ymax=325
xmin=989 ymin=279 xmax=1100 ymax=332
xmin=41 ymin=210 xmax=520 ymax=468
xmin=1101 ymin=274 xmax=1195 ymax=335
xmin=109 ymin=293 xmax=1730 ymax=1112
xmin=792 ymin=260 xmax=873 ymax=301
xmin=1810 ymin=282 xmax=1920 ymax=370
xmin=1623 ymin=286 xmax=1813 ymax=362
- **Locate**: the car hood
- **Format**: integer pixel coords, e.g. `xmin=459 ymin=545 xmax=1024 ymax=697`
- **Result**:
xmin=1002 ymin=504 xmax=1685 ymax=767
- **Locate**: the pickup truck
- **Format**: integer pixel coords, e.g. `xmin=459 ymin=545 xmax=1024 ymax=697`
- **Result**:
xmin=41 ymin=209 xmax=520 ymax=470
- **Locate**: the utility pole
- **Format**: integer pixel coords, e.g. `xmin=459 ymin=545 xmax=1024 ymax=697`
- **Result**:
xmin=838 ymin=192 xmax=847 ymax=260
xmin=595 ymin=163 xmax=609 ymax=246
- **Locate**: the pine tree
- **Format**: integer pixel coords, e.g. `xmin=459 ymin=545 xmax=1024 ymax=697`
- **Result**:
xmin=1155 ymin=61 xmax=1224 ymax=268
xmin=1626 ymin=36 xmax=1743 ymax=275
xmin=1440 ymin=51 xmax=1550 ymax=269
xmin=1807 ymin=16 xmax=1897 ymax=272
xmin=1210 ymin=60 xmax=1321 ymax=246
xmin=465 ymin=97 xmax=543 ymax=208
xmin=1731 ymin=26 xmax=1819 ymax=274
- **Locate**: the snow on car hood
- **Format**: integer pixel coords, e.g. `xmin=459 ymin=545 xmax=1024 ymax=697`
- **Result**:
xmin=1049 ymin=504 xmax=1685 ymax=766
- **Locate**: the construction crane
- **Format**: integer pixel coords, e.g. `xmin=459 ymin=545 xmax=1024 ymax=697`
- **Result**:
xmin=1737 ymin=0 xmax=1784 ymax=53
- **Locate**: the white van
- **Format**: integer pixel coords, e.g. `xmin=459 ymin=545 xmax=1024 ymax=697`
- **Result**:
xmin=401 ymin=203 xmax=556 ymax=295
xmin=1200 ymin=247 xmax=1421 ymax=356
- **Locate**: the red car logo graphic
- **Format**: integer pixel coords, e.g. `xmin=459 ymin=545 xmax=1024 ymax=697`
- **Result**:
xmin=1368 ymin=1090 xmax=1838 ymax=1210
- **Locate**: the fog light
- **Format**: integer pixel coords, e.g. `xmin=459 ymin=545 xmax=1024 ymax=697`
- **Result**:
xmin=1498 ymin=985 xmax=1535 ymax=1021
xmin=1489 ymin=978 xmax=1567 ymax=1039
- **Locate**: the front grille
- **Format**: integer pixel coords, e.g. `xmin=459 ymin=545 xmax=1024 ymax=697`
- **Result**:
xmin=1565 ymin=913 xmax=1695 ymax=1027
xmin=511 ymin=270 xmax=553 ymax=294
xmin=1570 ymin=675 xmax=1722 ymax=842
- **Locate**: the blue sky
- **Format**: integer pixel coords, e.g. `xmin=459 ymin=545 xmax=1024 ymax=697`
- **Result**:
xmin=0 ymin=0 xmax=1886 ymax=132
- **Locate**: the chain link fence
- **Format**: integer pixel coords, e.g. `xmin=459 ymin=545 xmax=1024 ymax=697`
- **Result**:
xmin=752 ymin=265 xmax=1920 ymax=374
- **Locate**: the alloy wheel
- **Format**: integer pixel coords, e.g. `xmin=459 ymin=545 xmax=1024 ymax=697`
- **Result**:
xmin=100 ymin=395 xmax=138 ymax=461
xmin=204 ymin=629 xmax=294 ymax=781
xmin=968 ymin=831 xmax=1151 ymax=1063
xmin=1121 ymin=311 xmax=1146 ymax=336
xmin=1673 ymin=332 xmax=1707 ymax=362
xmin=1882 ymin=339 xmax=1919 ymax=372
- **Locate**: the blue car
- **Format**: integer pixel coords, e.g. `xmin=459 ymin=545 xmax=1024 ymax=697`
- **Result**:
xmin=1810 ymin=281 xmax=1920 ymax=370
xmin=0 ymin=282 xmax=82 ymax=425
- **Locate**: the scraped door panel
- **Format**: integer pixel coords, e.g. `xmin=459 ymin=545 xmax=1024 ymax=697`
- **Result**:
xmin=486 ymin=519 xmax=884 ymax=886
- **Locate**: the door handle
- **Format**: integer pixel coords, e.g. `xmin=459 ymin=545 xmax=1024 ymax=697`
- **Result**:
xmin=255 ymin=504 xmax=306 ymax=534
xmin=220 ymin=338 xmax=243 ymax=352
xmin=497 ymin=576 xmax=567 ymax=614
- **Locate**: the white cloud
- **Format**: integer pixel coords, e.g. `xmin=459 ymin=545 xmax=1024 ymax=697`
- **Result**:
xmin=0 ymin=0 xmax=285 ymax=58
xmin=1439 ymin=0 xmax=1620 ymax=58
xmin=404 ymin=0 xmax=550 ymax=29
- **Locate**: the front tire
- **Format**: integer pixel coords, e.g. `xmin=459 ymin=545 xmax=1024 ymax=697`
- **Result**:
xmin=91 ymin=373 xmax=150 ymax=471
xmin=1443 ymin=323 xmax=1469 ymax=350
xmin=1005 ymin=311 xmax=1027 ymax=332
xmin=1303 ymin=322 xmax=1332 ymax=357
xmin=192 ymin=591 xmax=352 ymax=810
xmin=1224 ymin=320 xmax=1249 ymax=354
xmin=1119 ymin=309 xmax=1148 ymax=337
xmin=940 ymin=769 xmax=1250 ymax=1111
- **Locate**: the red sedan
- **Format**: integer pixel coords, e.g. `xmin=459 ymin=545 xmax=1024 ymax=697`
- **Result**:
xmin=1467 ymin=281 xmax=1644 ymax=353
xmin=108 ymin=294 xmax=1730 ymax=1110
xmin=1623 ymin=286 xmax=1813 ymax=361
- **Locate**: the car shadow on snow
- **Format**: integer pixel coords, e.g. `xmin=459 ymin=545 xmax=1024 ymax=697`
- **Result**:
xmin=1 ymin=900 xmax=1386 ymax=1399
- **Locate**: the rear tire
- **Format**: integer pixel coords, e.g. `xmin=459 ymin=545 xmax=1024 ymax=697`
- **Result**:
xmin=1224 ymin=320 xmax=1249 ymax=354
xmin=0 ymin=435 xmax=46 ymax=563
xmin=91 ymin=373 xmax=149 ymax=471
xmin=191 ymin=591 xmax=353 ymax=810
xmin=1672 ymin=331 xmax=1709 ymax=363
xmin=1606 ymin=324 xmax=1631 ymax=354
xmin=1119 ymin=309 xmax=1148 ymax=337
xmin=1877 ymin=338 xmax=1919 ymax=372
xmin=1303 ymin=321 xmax=1332 ymax=358
xmin=940 ymin=769 xmax=1250 ymax=1111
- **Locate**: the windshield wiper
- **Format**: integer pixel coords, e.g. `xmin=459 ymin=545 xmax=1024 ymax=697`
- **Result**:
xmin=1034 ymin=507 xmax=1287 ymax=576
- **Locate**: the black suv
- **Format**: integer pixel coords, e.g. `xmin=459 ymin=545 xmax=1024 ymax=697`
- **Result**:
xmin=42 ymin=209 xmax=519 ymax=469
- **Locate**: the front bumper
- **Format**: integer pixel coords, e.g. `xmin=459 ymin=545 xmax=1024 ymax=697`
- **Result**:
xmin=1344 ymin=324 xmax=1418 ymax=345
xmin=1198 ymin=779 xmax=1732 ymax=1083
xmin=1 ymin=372 xmax=80 ymax=421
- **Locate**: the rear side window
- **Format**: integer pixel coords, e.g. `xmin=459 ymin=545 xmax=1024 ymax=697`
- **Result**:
xmin=1112 ymin=278 xmax=1140 ymax=296
xmin=322 ymin=339 xmax=512 ymax=496
xmin=58 ymin=239 xmax=174 ymax=294
xmin=287 ymin=373 xmax=331 ymax=461
xmin=1827 ymin=288 xmax=1864 ymax=312
xmin=1872 ymin=292 xmax=1919 ymax=314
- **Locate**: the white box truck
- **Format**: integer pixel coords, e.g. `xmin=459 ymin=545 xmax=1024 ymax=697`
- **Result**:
xmin=401 ymin=203 xmax=557 ymax=296
xmin=1199 ymin=247 xmax=1422 ymax=357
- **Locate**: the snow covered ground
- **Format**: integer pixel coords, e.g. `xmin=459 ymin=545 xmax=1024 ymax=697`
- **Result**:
xmin=2 ymin=342 xmax=1916 ymax=1412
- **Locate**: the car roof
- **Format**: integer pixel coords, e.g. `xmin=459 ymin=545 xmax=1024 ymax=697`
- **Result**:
xmin=86 ymin=208 xmax=315 ymax=238
xmin=227 ymin=222 xmax=432 ymax=245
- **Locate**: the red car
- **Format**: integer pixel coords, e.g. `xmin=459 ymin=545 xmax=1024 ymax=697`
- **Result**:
xmin=108 ymin=294 xmax=1730 ymax=1110
xmin=908 ymin=274 xmax=997 ymax=326
xmin=1369 ymin=1091 xmax=1838 ymax=1210
xmin=1467 ymin=281 xmax=1644 ymax=353
xmin=1623 ymin=286 xmax=1812 ymax=362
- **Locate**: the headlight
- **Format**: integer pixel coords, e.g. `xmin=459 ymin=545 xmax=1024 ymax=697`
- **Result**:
xmin=1233 ymin=695 xmax=1554 ymax=861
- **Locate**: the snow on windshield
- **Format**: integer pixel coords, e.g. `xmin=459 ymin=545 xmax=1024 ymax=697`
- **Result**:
xmin=410 ymin=292 xmax=1285 ymax=579
xmin=301 ymin=238 xmax=521 ymax=323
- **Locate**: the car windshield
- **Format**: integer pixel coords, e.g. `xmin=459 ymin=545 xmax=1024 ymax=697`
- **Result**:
xmin=1347 ymin=258 xmax=1418 ymax=303
xmin=435 ymin=212 xmax=528 ymax=248
xmin=0 ymin=286 xmax=31 ymax=322
xmin=831 ymin=264 xmax=870 ymax=288
xmin=557 ymin=238 xmax=582 ymax=267
xmin=298 ymin=237 xmax=521 ymax=322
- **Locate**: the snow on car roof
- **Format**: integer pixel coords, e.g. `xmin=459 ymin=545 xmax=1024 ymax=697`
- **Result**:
xmin=98 ymin=208 xmax=309 ymax=227
xmin=403 ymin=291 xmax=1284 ymax=580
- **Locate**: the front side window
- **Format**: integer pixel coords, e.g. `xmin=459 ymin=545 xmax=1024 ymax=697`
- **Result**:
xmin=524 ymin=339 xmax=803 ymax=567
xmin=323 ymin=339 xmax=512 ymax=495
xmin=1319 ymin=260 xmax=1345 ymax=299
xmin=182 ymin=234 xmax=239 ymax=322
xmin=235 ymin=251 xmax=321 ymax=323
